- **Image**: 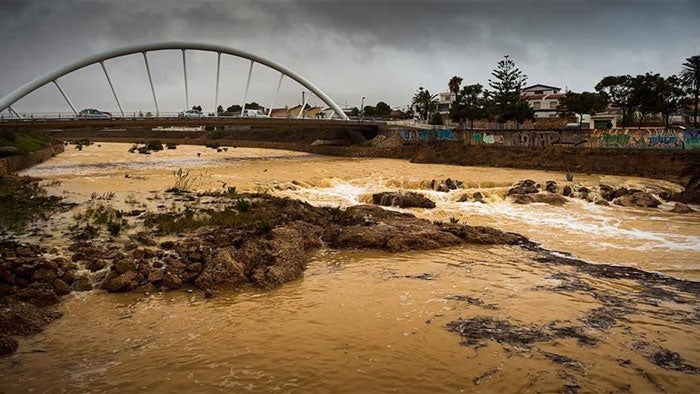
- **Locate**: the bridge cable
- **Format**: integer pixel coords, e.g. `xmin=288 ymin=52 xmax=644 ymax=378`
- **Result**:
xmin=100 ymin=61 xmax=124 ymax=117
xmin=268 ymin=72 xmax=284 ymax=117
xmin=52 ymin=80 xmax=77 ymax=115
xmin=240 ymin=60 xmax=254 ymax=116
xmin=182 ymin=49 xmax=189 ymax=110
xmin=214 ymin=52 xmax=221 ymax=115
xmin=142 ymin=52 xmax=159 ymax=116
xmin=8 ymin=106 xmax=23 ymax=119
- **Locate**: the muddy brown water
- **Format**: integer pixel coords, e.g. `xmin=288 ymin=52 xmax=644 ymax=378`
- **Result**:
xmin=1 ymin=143 xmax=698 ymax=393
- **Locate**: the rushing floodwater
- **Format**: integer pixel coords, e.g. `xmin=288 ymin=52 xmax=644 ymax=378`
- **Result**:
xmin=2 ymin=143 xmax=699 ymax=393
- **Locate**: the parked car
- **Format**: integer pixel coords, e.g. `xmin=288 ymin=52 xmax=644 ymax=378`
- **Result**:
xmin=179 ymin=109 xmax=207 ymax=118
xmin=78 ymin=108 xmax=112 ymax=119
xmin=242 ymin=109 xmax=269 ymax=118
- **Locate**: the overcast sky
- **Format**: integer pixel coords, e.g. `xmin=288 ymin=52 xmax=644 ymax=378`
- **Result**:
xmin=1 ymin=0 xmax=698 ymax=114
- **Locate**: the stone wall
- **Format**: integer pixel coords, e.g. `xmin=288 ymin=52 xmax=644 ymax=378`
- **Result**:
xmin=0 ymin=143 xmax=65 ymax=175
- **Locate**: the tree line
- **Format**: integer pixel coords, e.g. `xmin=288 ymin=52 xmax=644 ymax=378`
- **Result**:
xmin=413 ymin=54 xmax=699 ymax=129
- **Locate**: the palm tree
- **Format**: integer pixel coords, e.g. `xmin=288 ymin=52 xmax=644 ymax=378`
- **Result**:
xmin=680 ymin=55 xmax=700 ymax=127
xmin=412 ymin=87 xmax=438 ymax=121
xmin=448 ymin=76 xmax=463 ymax=96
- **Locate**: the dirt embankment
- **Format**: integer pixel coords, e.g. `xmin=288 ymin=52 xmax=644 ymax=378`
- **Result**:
xmin=409 ymin=141 xmax=700 ymax=184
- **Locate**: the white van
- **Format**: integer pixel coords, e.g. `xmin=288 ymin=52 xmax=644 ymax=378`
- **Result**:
xmin=242 ymin=109 xmax=269 ymax=118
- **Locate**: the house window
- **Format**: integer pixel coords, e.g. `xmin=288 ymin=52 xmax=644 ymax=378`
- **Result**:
xmin=554 ymin=90 xmax=559 ymax=94
xmin=550 ymin=101 xmax=558 ymax=109
xmin=534 ymin=90 xmax=544 ymax=95
xmin=533 ymin=102 xmax=541 ymax=109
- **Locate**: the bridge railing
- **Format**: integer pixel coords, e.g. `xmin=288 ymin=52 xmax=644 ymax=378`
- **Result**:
xmin=0 ymin=111 xmax=384 ymax=123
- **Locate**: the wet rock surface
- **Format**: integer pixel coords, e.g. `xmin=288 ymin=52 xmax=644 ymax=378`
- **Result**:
xmin=427 ymin=178 xmax=463 ymax=192
xmin=105 ymin=195 xmax=523 ymax=296
xmin=371 ymin=191 xmax=436 ymax=209
xmin=672 ymin=174 xmax=700 ymax=204
xmin=503 ymin=178 xmax=691 ymax=211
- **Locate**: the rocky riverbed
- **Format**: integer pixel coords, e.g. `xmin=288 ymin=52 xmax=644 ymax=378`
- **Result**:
xmin=0 ymin=178 xmax=526 ymax=356
xmin=2 ymin=174 xmax=698 ymax=367
xmin=2 ymin=144 xmax=699 ymax=392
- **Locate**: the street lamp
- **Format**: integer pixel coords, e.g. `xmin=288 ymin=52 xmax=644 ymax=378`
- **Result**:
xmin=360 ymin=96 xmax=366 ymax=118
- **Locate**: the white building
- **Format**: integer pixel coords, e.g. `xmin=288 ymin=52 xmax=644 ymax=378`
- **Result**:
xmin=522 ymin=84 xmax=565 ymax=118
xmin=437 ymin=92 xmax=456 ymax=116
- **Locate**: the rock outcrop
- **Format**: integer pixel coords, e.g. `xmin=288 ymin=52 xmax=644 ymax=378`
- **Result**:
xmin=372 ymin=191 xmax=436 ymax=209
xmin=507 ymin=180 xmax=539 ymax=195
xmin=510 ymin=193 xmax=568 ymax=206
xmin=428 ymin=178 xmax=463 ymax=193
xmin=670 ymin=202 xmax=694 ymax=213
xmin=614 ymin=192 xmax=662 ymax=208
xmin=672 ymin=174 xmax=700 ymax=204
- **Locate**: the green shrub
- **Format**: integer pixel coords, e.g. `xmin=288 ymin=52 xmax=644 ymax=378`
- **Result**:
xmin=236 ymin=198 xmax=251 ymax=212
xmin=145 ymin=140 xmax=163 ymax=151
xmin=107 ymin=221 xmax=122 ymax=236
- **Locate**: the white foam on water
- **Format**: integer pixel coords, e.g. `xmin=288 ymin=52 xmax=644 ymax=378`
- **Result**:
xmin=453 ymin=198 xmax=700 ymax=252
xmin=282 ymin=178 xmax=700 ymax=253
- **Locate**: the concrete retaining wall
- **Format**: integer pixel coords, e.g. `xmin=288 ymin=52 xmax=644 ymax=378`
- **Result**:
xmin=0 ymin=144 xmax=65 ymax=175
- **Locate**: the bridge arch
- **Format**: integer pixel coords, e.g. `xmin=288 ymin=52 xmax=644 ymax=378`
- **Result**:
xmin=0 ymin=41 xmax=349 ymax=120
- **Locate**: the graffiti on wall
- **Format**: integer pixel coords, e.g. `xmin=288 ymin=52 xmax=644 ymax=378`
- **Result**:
xmin=401 ymin=129 xmax=455 ymax=141
xmin=591 ymin=129 xmax=696 ymax=150
xmin=472 ymin=132 xmax=505 ymax=145
xmin=598 ymin=132 xmax=631 ymax=148
xmin=647 ymin=130 xmax=682 ymax=149
xmin=511 ymin=131 xmax=588 ymax=147
xmin=398 ymin=128 xmax=699 ymax=149
xmin=683 ymin=129 xmax=700 ymax=150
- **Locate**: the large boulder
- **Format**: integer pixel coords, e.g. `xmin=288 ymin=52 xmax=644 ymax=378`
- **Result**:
xmin=194 ymin=248 xmax=246 ymax=290
xmin=614 ymin=192 xmax=661 ymax=208
xmin=72 ymin=275 xmax=93 ymax=291
xmin=670 ymin=202 xmax=694 ymax=214
xmin=100 ymin=270 xmax=138 ymax=293
xmin=372 ymin=192 xmax=436 ymax=209
xmin=599 ymin=184 xmax=615 ymax=201
xmin=429 ymin=178 xmax=463 ymax=192
xmin=16 ymin=282 xmax=59 ymax=307
xmin=507 ymin=180 xmax=539 ymax=195
xmin=672 ymin=174 xmax=700 ymax=204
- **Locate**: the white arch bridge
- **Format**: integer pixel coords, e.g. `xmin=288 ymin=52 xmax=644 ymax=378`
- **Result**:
xmin=0 ymin=42 xmax=349 ymax=121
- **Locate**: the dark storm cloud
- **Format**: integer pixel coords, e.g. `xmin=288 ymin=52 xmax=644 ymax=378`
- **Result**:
xmin=1 ymin=0 xmax=698 ymax=113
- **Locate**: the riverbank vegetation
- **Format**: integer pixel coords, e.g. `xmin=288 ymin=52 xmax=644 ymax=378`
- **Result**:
xmin=0 ymin=131 xmax=57 ymax=157
xmin=0 ymin=176 xmax=68 ymax=234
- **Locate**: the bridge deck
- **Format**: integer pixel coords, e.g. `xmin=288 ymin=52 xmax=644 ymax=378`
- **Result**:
xmin=0 ymin=117 xmax=383 ymax=132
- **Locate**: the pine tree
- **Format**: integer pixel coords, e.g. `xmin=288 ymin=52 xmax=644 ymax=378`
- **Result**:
xmin=488 ymin=55 xmax=531 ymax=125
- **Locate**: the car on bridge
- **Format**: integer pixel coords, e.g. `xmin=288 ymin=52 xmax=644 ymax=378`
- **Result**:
xmin=179 ymin=109 xmax=207 ymax=118
xmin=78 ymin=108 xmax=112 ymax=119
xmin=242 ymin=109 xmax=269 ymax=118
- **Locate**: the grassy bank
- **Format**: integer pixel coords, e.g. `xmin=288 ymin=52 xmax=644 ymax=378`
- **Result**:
xmin=0 ymin=131 xmax=58 ymax=157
